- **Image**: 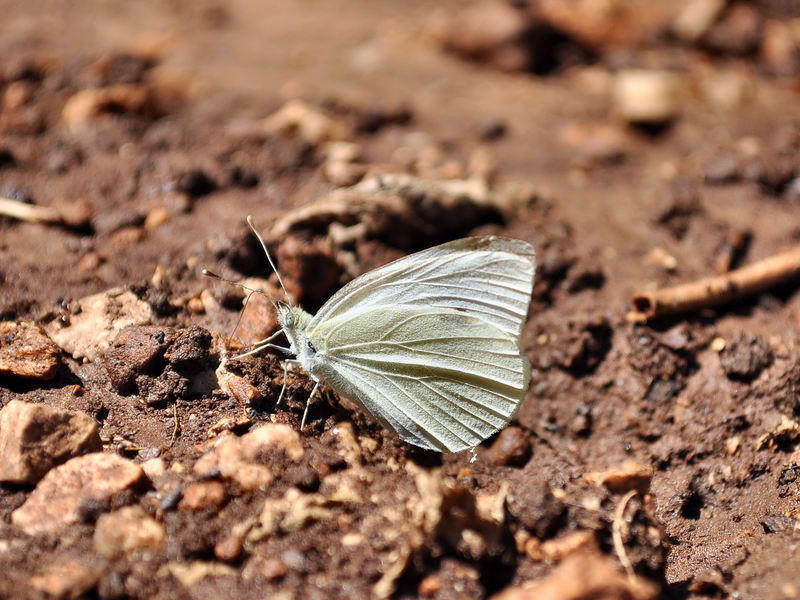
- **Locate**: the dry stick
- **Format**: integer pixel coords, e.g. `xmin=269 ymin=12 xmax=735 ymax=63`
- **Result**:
xmin=0 ymin=196 xmax=61 ymax=223
xmin=0 ymin=195 xmax=91 ymax=228
xmin=612 ymin=489 xmax=638 ymax=579
xmin=630 ymin=245 xmax=800 ymax=321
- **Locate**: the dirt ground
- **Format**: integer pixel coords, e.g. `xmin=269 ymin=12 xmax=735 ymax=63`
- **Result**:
xmin=2 ymin=1 xmax=800 ymax=598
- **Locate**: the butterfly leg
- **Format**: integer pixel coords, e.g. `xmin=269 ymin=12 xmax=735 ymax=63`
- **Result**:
xmin=300 ymin=381 xmax=320 ymax=431
xmin=275 ymin=361 xmax=289 ymax=406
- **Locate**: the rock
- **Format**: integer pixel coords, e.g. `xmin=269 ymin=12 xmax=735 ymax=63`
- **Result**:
xmin=231 ymin=278 xmax=280 ymax=345
xmin=62 ymin=83 xmax=158 ymax=130
xmin=11 ymin=453 xmax=148 ymax=535
xmin=214 ymin=532 xmax=244 ymax=563
xmin=263 ymin=99 xmax=351 ymax=145
xmin=179 ymin=481 xmax=228 ymax=511
xmin=193 ymin=423 xmax=304 ymax=491
xmin=487 ymin=427 xmax=532 ymax=467
xmin=672 ymin=0 xmax=726 ymax=43
xmin=585 ymin=460 xmax=653 ymax=494
xmin=761 ymin=19 xmax=800 ymax=76
xmin=720 ymin=333 xmax=773 ymax=382
xmin=0 ymin=400 xmax=102 ymax=484
xmin=227 ymin=375 xmax=262 ymax=407
xmin=93 ymin=505 xmax=166 ymax=558
xmin=613 ymin=69 xmax=683 ymax=125
xmin=43 ymin=289 xmax=153 ymax=362
xmin=701 ymin=3 xmax=763 ymax=56
xmin=491 ymin=550 xmax=659 ymax=600
xmin=0 ymin=321 xmax=61 ymax=380
xmin=28 ymin=560 xmax=102 ymax=600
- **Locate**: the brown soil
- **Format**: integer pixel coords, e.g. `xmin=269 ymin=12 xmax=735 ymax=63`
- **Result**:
xmin=2 ymin=1 xmax=800 ymax=598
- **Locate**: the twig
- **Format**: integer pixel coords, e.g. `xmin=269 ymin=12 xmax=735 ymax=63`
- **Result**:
xmin=630 ymin=245 xmax=800 ymax=321
xmin=0 ymin=196 xmax=91 ymax=228
xmin=612 ymin=489 xmax=638 ymax=579
xmin=0 ymin=196 xmax=61 ymax=223
xmin=170 ymin=401 xmax=180 ymax=447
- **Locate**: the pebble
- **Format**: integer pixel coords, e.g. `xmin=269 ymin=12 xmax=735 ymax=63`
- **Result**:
xmin=0 ymin=321 xmax=61 ymax=380
xmin=228 ymin=375 xmax=263 ymax=407
xmin=43 ymin=289 xmax=153 ymax=362
xmin=487 ymin=426 xmax=532 ymax=467
xmin=28 ymin=560 xmax=101 ymax=599
xmin=11 ymin=453 xmax=148 ymax=536
xmin=214 ymin=532 xmax=244 ymax=563
xmin=613 ymin=69 xmax=683 ymax=125
xmin=93 ymin=505 xmax=166 ymax=558
xmin=584 ymin=460 xmax=653 ymax=494
xmin=193 ymin=424 xmax=304 ymax=491
xmin=179 ymin=480 xmax=228 ymax=511
xmin=0 ymin=400 xmax=102 ymax=484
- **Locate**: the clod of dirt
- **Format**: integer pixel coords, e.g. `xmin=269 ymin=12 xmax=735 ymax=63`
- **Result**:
xmin=263 ymin=99 xmax=352 ymax=145
xmin=93 ymin=505 xmax=166 ymax=558
xmin=43 ymin=289 xmax=153 ymax=362
xmin=0 ymin=321 xmax=61 ymax=380
xmin=266 ymin=173 xmax=506 ymax=305
xmin=61 ymin=83 xmax=161 ymax=130
xmin=0 ymin=399 xmax=102 ymax=484
xmin=487 ymin=426 xmax=532 ymax=467
xmin=428 ymin=0 xmax=591 ymax=75
xmin=270 ymin=173 xmax=503 ymax=252
xmin=11 ymin=453 xmax=148 ymax=536
xmin=585 ymin=461 xmax=654 ymax=495
xmin=719 ymin=332 xmax=774 ymax=381
xmin=701 ymin=3 xmax=763 ymax=56
xmin=103 ymin=326 xmax=172 ymax=394
xmin=493 ymin=549 xmax=659 ymax=600
xmin=193 ymin=423 xmax=304 ymax=491
xmin=506 ymin=479 xmax=566 ymax=539
xmin=104 ymin=325 xmax=214 ymax=405
xmin=536 ymin=313 xmax=612 ymax=376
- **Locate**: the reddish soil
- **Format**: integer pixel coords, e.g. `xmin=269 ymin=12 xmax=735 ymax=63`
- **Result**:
xmin=2 ymin=1 xmax=800 ymax=598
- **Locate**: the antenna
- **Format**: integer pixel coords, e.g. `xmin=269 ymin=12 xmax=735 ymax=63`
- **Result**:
xmin=201 ymin=269 xmax=272 ymax=299
xmin=247 ymin=215 xmax=291 ymax=305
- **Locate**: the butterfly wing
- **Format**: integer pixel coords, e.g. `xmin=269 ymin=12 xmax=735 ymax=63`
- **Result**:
xmin=308 ymin=236 xmax=536 ymax=339
xmin=309 ymin=306 xmax=530 ymax=452
xmin=305 ymin=236 xmax=536 ymax=452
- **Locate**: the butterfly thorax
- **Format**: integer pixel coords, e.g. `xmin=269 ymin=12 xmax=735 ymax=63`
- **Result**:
xmin=276 ymin=303 xmax=319 ymax=375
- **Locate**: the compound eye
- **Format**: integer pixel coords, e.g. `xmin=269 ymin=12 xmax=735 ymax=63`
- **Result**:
xmin=284 ymin=312 xmax=295 ymax=327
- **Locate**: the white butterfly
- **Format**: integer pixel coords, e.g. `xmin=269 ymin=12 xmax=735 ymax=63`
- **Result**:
xmin=240 ymin=219 xmax=536 ymax=453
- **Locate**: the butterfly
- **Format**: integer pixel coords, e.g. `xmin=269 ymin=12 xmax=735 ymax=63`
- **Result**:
xmin=232 ymin=218 xmax=536 ymax=453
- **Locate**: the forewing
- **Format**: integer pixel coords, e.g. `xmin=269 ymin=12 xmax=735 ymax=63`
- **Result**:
xmin=309 ymin=236 xmax=536 ymax=339
xmin=311 ymin=306 xmax=530 ymax=452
